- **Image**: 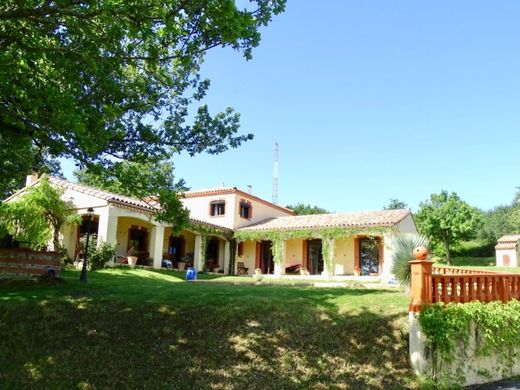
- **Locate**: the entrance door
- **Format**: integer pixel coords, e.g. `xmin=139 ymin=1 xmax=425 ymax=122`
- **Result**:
xmin=359 ymin=238 xmax=380 ymax=275
xmin=260 ymin=241 xmax=274 ymax=274
xmin=168 ymin=235 xmax=186 ymax=263
xmin=307 ymin=239 xmax=323 ymax=275
xmin=206 ymin=238 xmax=220 ymax=268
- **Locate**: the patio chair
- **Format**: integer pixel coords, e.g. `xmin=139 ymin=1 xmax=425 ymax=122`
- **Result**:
xmin=237 ymin=262 xmax=249 ymax=275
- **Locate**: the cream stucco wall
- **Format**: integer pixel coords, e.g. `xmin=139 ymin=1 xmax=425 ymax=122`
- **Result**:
xmin=115 ymin=217 xmax=153 ymax=257
xmin=332 ymin=237 xmax=355 ymax=275
xmin=181 ymin=192 xmax=293 ymax=230
xmin=284 ymin=239 xmax=303 ymax=267
xmin=181 ymin=193 xmax=236 ymax=229
xmin=232 ymin=196 xmax=293 ymax=229
xmin=237 ymin=240 xmax=256 ymax=275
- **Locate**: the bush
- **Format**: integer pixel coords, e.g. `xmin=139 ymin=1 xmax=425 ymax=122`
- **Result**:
xmin=78 ymin=235 xmax=116 ymax=271
xmin=391 ymin=234 xmax=429 ymax=287
xmin=89 ymin=241 xmax=116 ymax=271
xmin=451 ymin=240 xmax=495 ymax=257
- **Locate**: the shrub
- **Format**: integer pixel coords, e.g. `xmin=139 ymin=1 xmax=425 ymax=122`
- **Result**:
xmin=391 ymin=234 xmax=429 ymax=287
xmin=451 ymin=240 xmax=495 ymax=258
xmin=89 ymin=241 xmax=116 ymax=271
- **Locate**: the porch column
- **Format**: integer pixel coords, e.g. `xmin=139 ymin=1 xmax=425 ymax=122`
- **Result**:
xmin=150 ymin=225 xmax=165 ymax=269
xmin=194 ymin=234 xmax=203 ymax=272
xmin=273 ymin=240 xmax=286 ymax=276
xmin=223 ymin=241 xmax=231 ymax=275
xmin=322 ymin=237 xmax=335 ymax=277
xmin=97 ymin=208 xmax=117 ymax=246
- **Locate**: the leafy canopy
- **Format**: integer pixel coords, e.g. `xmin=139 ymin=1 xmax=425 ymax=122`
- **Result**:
xmin=285 ymin=203 xmax=329 ymax=215
xmin=384 ymin=198 xmax=408 ymax=210
xmin=415 ymin=191 xmax=482 ymax=265
xmin=0 ymin=0 xmax=286 ymax=224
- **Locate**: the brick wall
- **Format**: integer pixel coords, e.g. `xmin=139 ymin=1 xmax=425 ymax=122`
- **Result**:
xmin=0 ymin=249 xmax=63 ymax=278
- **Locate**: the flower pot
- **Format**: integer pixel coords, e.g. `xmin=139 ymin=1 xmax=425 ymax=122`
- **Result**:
xmin=127 ymin=256 xmax=138 ymax=268
xmin=177 ymin=261 xmax=186 ymax=271
xmin=212 ymin=267 xmax=220 ymax=273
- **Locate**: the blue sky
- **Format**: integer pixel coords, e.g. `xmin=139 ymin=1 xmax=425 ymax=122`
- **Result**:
xmin=63 ymin=1 xmax=520 ymax=212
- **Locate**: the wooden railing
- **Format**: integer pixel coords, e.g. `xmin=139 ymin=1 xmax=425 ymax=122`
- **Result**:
xmin=410 ymin=260 xmax=520 ymax=312
xmin=432 ymin=266 xmax=497 ymax=275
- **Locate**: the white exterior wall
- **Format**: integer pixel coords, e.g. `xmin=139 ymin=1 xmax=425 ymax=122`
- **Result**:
xmin=181 ymin=192 xmax=293 ymax=230
xmin=181 ymin=194 xmax=237 ymax=229
xmin=496 ymin=248 xmax=518 ymax=267
xmin=397 ymin=214 xmax=419 ymax=234
xmin=232 ymin=195 xmax=293 ymax=229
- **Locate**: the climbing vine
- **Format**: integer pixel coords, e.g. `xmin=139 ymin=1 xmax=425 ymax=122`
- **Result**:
xmin=271 ymin=239 xmax=286 ymax=265
xmin=321 ymin=237 xmax=335 ymax=275
xmin=419 ymin=300 xmax=520 ymax=385
xmin=234 ymin=226 xmax=393 ymax=243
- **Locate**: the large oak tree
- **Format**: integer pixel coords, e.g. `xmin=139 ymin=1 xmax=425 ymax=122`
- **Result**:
xmin=0 ymin=0 xmax=286 ymax=227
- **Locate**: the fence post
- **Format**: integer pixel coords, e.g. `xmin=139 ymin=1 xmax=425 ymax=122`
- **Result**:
xmin=409 ymin=259 xmax=434 ymax=312
xmin=498 ymin=276 xmax=510 ymax=303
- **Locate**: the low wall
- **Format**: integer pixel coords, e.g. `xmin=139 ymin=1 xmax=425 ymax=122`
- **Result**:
xmin=409 ymin=312 xmax=520 ymax=386
xmin=0 ymin=249 xmax=63 ymax=277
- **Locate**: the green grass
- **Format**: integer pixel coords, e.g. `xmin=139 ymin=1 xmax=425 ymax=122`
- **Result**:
xmin=435 ymin=256 xmax=520 ymax=273
xmin=0 ymin=269 xmax=419 ymax=389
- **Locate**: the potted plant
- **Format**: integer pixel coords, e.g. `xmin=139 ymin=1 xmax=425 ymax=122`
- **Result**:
xmin=177 ymin=259 xmax=186 ymax=271
xmin=254 ymin=268 xmax=263 ymax=282
xmin=127 ymin=256 xmax=138 ymax=268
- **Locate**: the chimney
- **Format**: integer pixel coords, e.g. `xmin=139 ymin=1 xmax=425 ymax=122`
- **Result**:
xmin=25 ymin=168 xmax=39 ymax=187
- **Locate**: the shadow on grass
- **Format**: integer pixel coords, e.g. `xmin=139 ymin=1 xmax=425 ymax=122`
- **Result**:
xmin=0 ymin=269 xmax=415 ymax=389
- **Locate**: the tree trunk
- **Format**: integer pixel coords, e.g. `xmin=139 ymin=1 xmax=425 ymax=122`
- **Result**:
xmin=443 ymin=241 xmax=451 ymax=265
xmin=52 ymin=223 xmax=60 ymax=252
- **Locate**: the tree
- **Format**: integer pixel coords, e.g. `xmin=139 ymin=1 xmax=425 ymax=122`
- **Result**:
xmin=286 ymin=203 xmax=329 ymax=215
xmin=479 ymin=205 xmax=516 ymax=243
xmin=0 ymin=176 xmax=79 ymax=250
xmin=0 ymin=143 xmax=63 ymax=198
xmin=415 ymin=191 xmax=482 ymax=265
xmin=0 ymin=0 xmax=286 ymax=225
xmin=384 ymin=198 xmax=408 ymax=210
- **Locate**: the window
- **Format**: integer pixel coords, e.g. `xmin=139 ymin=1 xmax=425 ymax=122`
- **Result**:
xmin=239 ymin=201 xmax=252 ymax=219
xmin=210 ymin=200 xmax=225 ymax=216
xmin=237 ymin=242 xmax=244 ymax=257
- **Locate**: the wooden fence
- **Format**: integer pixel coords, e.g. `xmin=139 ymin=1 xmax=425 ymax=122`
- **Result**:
xmin=0 ymin=249 xmax=62 ymax=278
xmin=410 ymin=260 xmax=520 ymax=311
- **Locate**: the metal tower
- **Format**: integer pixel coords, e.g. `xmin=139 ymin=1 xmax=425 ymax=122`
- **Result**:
xmin=272 ymin=142 xmax=279 ymax=204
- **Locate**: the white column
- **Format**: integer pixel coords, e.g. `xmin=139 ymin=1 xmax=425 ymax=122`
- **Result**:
xmin=97 ymin=207 xmax=118 ymax=246
xmin=223 ymin=241 xmax=231 ymax=275
xmin=150 ymin=225 xmax=165 ymax=269
xmin=194 ymin=234 xmax=203 ymax=272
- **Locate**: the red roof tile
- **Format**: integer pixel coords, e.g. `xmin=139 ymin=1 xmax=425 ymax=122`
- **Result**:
xmin=238 ymin=209 xmax=412 ymax=232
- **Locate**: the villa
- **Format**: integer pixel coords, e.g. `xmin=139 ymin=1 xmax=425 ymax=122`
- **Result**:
xmin=4 ymin=173 xmax=418 ymax=280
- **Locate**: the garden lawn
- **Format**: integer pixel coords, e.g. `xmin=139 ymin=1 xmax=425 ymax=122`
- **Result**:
xmin=0 ymin=269 xmax=418 ymax=389
xmin=437 ymin=256 xmax=520 ymax=274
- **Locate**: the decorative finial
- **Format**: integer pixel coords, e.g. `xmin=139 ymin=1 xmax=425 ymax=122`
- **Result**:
xmin=413 ymin=246 xmax=429 ymax=260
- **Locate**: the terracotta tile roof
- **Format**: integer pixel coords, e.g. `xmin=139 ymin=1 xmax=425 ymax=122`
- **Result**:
xmin=181 ymin=187 xmax=295 ymax=215
xmin=48 ymin=177 xmax=158 ymax=212
xmin=48 ymin=177 xmax=231 ymax=232
xmin=238 ymin=209 xmax=411 ymax=232
xmin=495 ymin=234 xmax=520 ymax=250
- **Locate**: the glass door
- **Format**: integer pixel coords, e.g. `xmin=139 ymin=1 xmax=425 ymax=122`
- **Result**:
xmin=359 ymin=238 xmax=380 ymax=275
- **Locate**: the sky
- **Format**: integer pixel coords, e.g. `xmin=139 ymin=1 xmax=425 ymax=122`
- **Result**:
xmin=63 ymin=1 xmax=520 ymax=213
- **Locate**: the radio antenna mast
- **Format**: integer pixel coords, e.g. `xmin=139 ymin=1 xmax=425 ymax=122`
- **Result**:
xmin=272 ymin=142 xmax=279 ymax=204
